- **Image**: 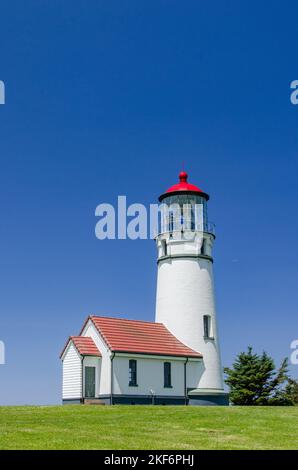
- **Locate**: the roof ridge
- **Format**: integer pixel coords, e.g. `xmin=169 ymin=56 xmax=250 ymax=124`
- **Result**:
xmin=90 ymin=315 xmax=163 ymax=326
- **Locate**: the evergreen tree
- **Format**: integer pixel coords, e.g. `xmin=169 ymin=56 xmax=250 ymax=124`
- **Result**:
xmin=284 ymin=378 xmax=298 ymax=405
xmin=224 ymin=347 xmax=292 ymax=405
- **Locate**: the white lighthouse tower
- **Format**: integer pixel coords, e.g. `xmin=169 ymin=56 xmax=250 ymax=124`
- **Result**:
xmin=155 ymin=171 xmax=227 ymax=403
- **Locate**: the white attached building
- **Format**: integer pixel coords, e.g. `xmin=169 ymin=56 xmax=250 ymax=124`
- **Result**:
xmin=61 ymin=171 xmax=229 ymax=405
xmin=61 ymin=315 xmax=205 ymax=405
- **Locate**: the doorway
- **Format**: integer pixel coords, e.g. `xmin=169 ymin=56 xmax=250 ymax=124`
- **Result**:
xmin=85 ymin=366 xmax=96 ymax=398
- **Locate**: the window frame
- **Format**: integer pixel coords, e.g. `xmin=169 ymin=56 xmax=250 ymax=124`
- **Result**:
xmin=161 ymin=239 xmax=167 ymax=256
xmin=128 ymin=359 xmax=138 ymax=387
xmin=164 ymin=361 xmax=172 ymax=388
xmin=203 ymin=314 xmax=213 ymax=339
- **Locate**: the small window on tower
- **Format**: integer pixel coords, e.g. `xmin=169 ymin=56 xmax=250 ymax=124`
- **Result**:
xmin=161 ymin=240 xmax=167 ymax=256
xmin=203 ymin=315 xmax=212 ymax=339
xmin=201 ymin=239 xmax=205 ymax=255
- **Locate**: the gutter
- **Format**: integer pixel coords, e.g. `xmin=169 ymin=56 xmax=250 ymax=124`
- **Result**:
xmin=110 ymin=352 xmax=115 ymax=405
xmin=81 ymin=355 xmax=84 ymax=404
xmin=184 ymin=357 xmax=189 ymax=405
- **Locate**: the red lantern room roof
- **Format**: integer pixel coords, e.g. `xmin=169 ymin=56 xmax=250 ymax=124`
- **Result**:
xmin=159 ymin=171 xmax=209 ymax=202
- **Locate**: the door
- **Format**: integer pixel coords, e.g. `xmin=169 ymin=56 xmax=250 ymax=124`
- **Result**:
xmin=85 ymin=366 xmax=96 ymax=398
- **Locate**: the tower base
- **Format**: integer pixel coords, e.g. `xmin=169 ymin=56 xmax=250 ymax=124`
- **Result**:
xmin=188 ymin=388 xmax=229 ymax=406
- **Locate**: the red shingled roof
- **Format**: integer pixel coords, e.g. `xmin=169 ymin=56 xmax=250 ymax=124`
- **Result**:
xmin=86 ymin=316 xmax=202 ymax=358
xmin=60 ymin=336 xmax=101 ymax=358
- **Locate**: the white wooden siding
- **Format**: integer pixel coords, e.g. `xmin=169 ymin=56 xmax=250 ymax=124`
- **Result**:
xmin=62 ymin=343 xmax=82 ymax=399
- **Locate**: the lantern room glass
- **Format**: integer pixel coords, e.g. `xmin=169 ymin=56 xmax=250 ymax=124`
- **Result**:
xmin=159 ymin=194 xmax=208 ymax=234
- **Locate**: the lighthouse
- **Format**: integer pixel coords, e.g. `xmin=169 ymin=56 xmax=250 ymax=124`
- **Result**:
xmin=61 ymin=170 xmax=228 ymax=406
xmin=155 ymin=171 xmax=225 ymax=396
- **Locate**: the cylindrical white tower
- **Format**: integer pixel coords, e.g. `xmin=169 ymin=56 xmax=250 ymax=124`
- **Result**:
xmin=155 ymin=171 xmax=226 ymax=399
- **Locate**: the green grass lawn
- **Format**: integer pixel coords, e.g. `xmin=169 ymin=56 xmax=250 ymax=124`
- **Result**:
xmin=0 ymin=405 xmax=297 ymax=450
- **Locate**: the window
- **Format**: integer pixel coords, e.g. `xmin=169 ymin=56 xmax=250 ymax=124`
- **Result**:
xmin=191 ymin=206 xmax=195 ymax=230
xmin=161 ymin=239 xmax=167 ymax=256
xmin=164 ymin=362 xmax=172 ymax=388
xmin=169 ymin=211 xmax=174 ymax=232
xmin=203 ymin=315 xmax=212 ymax=338
xmin=201 ymin=239 xmax=205 ymax=255
xmin=129 ymin=359 xmax=137 ymax=386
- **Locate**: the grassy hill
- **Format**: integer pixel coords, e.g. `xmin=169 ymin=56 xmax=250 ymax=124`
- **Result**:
xmin=0 ymin=405 xmax=297 ymax=450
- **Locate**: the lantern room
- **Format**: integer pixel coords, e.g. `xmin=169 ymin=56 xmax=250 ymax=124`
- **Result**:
xmin=158 ymin=171 xmax=211 ymax=235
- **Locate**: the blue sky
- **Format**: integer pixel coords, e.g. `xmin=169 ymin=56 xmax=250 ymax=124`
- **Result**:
xmin=0 ymin=1 xmax=297 ymax=404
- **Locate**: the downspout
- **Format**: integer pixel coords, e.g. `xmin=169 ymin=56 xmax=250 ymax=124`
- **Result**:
xmin=184 ymin=357 xmax=189 ymax=405
xmin=81 ymin=355 xmax=84 ymax=404
xmin=110 ymin=352 xmax=115 ymax=405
